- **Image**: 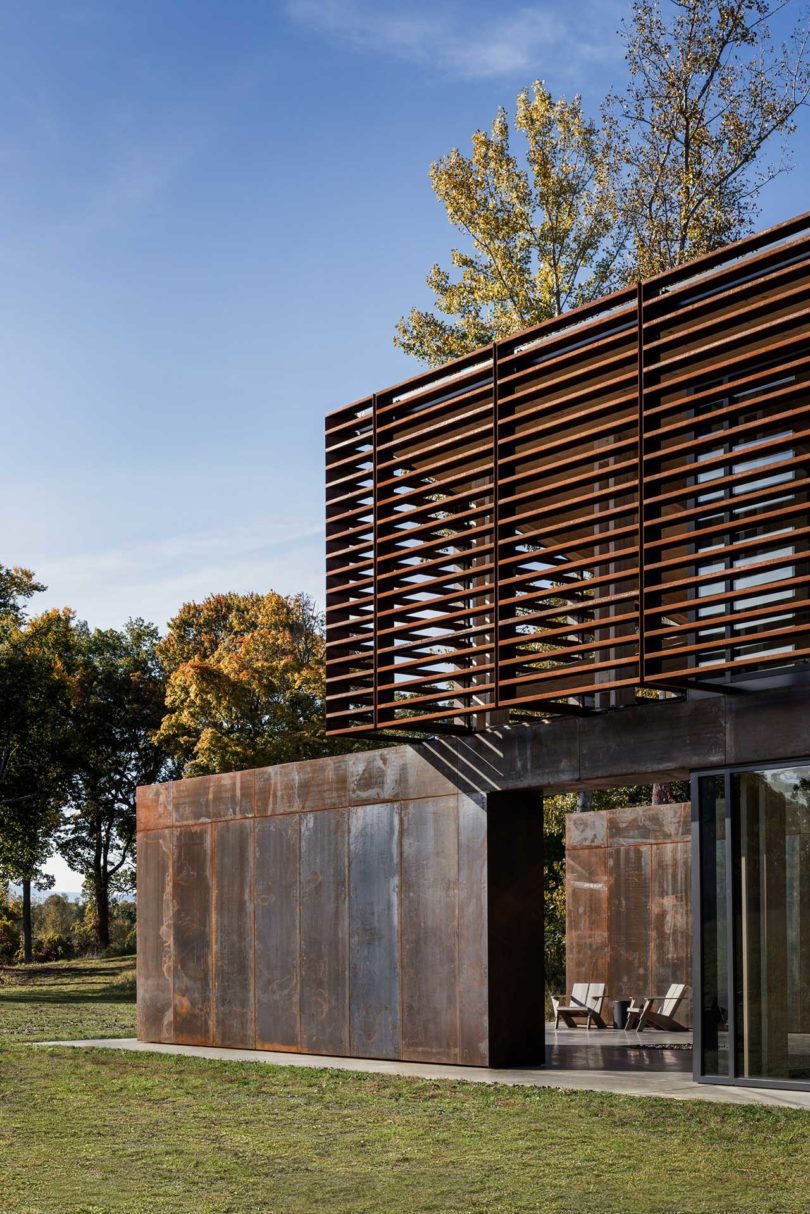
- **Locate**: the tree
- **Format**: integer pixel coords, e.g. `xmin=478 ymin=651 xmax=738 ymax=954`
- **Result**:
xmin=156 ymin=591 xmax=340 ymax=776
xmin=58 ymin=619 xmax=168 ymax=950
xmin=0 ymin=565 xmax=45 ymax=624
xmin=610 ymin=0 xmax=810 ymax=278
xmin=396 ymin=2 xmax=810 ymax=364
xmin=0 ymin=574 xmax=76 ymax=961
xmin=394 ymin=83 xmax=624 ymax=366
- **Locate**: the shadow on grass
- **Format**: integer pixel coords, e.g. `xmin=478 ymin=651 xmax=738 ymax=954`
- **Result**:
xmin=0 ymin=990 xmax=135 ymax=1006
xmin=1 ymin=963 xmax=131 ymax=981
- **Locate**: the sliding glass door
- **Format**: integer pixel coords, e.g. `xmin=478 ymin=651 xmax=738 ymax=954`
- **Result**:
xmin=695 ymin=763 xmax=810 ymax=1087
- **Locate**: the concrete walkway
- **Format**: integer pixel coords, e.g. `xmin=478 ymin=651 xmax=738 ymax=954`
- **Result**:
xmin=39 ymin=1037 xmax=810 ymax=1111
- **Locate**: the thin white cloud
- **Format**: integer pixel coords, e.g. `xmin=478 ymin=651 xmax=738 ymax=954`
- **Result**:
xmin=285 ymin=0 xmax=618 ymax=80
xmin=30 ymin=523 xmax=327 ymax=632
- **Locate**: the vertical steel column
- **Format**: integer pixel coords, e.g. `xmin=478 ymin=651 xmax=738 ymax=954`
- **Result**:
xmin=492 ymin=341 xmax=500 ymax=711
xmin=725 ymin=768 xmax=738 ymax=1081
xmin=637 ymin=280 xmax=646 ymax=684
xmin=690 ymin=776 xmax=702 ymax=1081
xmin=371 ymin=392 xmax=379 ymax=731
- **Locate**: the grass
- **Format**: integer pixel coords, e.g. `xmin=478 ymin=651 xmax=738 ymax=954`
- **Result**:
xmin=0 ymin=961 xmax=808 ymax=1213
xmin=0 ymin=957 xmax=136 ymax=1044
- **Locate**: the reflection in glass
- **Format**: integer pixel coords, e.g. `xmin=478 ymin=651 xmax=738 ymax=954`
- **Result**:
xmin=733 ymin=767 xmax=810 ymax=1082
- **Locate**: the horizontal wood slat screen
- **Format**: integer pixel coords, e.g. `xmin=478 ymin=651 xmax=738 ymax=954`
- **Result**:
xmin=326 ymin=213 xmax=810 ymax=735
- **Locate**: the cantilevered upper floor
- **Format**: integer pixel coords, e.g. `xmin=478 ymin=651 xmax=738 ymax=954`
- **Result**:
xmin=325 ymin=212 xmax=810 ymax=736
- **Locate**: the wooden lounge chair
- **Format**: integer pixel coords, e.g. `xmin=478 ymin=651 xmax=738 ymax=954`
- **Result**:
xmin=625 ymin=983 xmax=688 ymax=1032
xmin=551 ymin=982 xmax=606 ymax=1030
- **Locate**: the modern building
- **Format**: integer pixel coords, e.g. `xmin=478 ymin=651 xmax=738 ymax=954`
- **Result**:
xmin=138 ymin=212 xmax=810 ymax=1093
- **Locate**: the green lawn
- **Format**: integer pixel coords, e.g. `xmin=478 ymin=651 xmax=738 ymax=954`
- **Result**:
xmin=0 ymin=957 xmax=136 ymax=1044
xmin=1 ymin=960 xmax=808 ymax=1214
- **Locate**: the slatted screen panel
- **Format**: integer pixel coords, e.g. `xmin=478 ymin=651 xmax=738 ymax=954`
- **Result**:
xmin=641 ymin=218 xmax=810 ymax=688
xmin=325 ymin=398 xmax=376 ymax=734
xmin=496 ymin=289 xmax=640 ymax=712
xmin=326 ymin=213 xmax=810 ymax=735
xmin=374 ymin=354 xmax=496 ymax=731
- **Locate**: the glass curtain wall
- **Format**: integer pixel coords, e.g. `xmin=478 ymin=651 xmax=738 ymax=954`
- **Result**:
xmin=697 ymin=765 xmax=810 ymax=1086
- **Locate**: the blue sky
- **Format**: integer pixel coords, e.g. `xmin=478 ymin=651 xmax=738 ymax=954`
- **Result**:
xmin=3 ymin=0 xmax=808 ymax=638
xmin=0 ymin=2 xmax=807 ymax=889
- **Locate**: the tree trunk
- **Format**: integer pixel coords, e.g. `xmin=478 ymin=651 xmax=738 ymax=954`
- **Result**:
xmin=576 ymin=790 xmax=593 ymax=812
xmin=21 ymin=877 xmax=32 ymax=963
xmin=652 ymin=782 xmax=672 ymax=805
xmin=95 ymin=868 xmax=110 ymax=951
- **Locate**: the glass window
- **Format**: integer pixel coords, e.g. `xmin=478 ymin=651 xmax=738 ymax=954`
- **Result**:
xmin=732 ymin=766 xmax=810 ymax=1083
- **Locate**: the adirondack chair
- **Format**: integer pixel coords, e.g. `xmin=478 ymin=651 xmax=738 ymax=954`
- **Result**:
xmin=625 ymin=983 xmax=688 ymax=1032
xmin=551 ymin=982 xmax=606 ymax=1030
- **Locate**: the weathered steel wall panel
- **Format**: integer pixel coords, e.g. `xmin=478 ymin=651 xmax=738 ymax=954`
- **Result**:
xmin=348 ymin=802 xmax=401 ymax=1059
xmin=255 ymin=815 xmax=300 ymax=1050
xmin=174 ymin=770 xmax=254 ymax=825
xmin=401 ymin=797 xmax=459 ymax=1062
xmin=137 ymin=781 xmax=172 ymax=832
xmin=456 ymin=795 xmax=489 ymax=1065
xmin=565 ymin=847 xmax=608 ymax=986
xmin=566 ymin=803 xmax=692 ymax=1023
xmin=300 ymin=809 xmax=349 ymax=1055
xmin=172 ymin=823 xmax=212 ymax=1045
xmin=213 ymin=818 xmax=255 ymax=1048
xmin=255 ymin=753 xmax=351 ymax=817
xmin=136 ymin=827 xmax=173 ymax=1043
xmin=608 ymin=842 xmax=652 ymax=999
xmin=650 ymin=840 xmax=691 ymax=997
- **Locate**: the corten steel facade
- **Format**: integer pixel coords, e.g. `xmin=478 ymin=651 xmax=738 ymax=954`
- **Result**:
xmin=565 ymin=803 xmax=692 ymax=1027
xmin=137 ymin=686 xmax=809 ymax=1073
xmin=137 ymin=750 xmax=543 ymax=1066
xmin=325 ymin=212 xmax=810 ymax=736
xmin=139 ymin=216 xmax=810 ymax=1085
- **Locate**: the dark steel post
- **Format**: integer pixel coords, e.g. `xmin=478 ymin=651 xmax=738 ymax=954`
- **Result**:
xmin=637 ymin=279 xmax=646 ymax=686
xmin=371 ymin=391 xmax=379 ymax=731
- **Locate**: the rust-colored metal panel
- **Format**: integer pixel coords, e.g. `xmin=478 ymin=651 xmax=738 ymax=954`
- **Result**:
xmin=137 ymin=782 xmax=172 ymax=832
xmin=607 ymin=805 xmax=655 ymax=845
xmin=401 ymin=797 xmax=459 ymax=1063
xmin=300 ymin=809 xmax=349 ymax=1055
xmin=255 ymin=753 xmax=351 ymax=817
xmin=172 ymin=823 xmax=212 ymax=1045
xmin=457 ymin=795 xmax=489 ymax=1065
xmin=565 ymin=846 xmax=608 ymax=990
xmin=348 ymin=745 xmax=458 ymax=804
xmin=348 ymin=802 xmax=401 ymax=1059
xmin=607 ymin=842 xmax=652 ymax=1000
xmin=174 ymin=770 xmax=254 ymax=825
xmin=255 ymin=815 xmax=301 ymax=1050
xmin=567 ymin=811 xmax=607 ymax=849
xmin=567 ymin=804 xmax=692 ymax=1022
xmin=136 ymin=828 xmax=173 ymax=1043
xmin=213 ymin=818 xmax=255 ymax=1048
xmin=650 ymin=840 xmax=692 ymax=1010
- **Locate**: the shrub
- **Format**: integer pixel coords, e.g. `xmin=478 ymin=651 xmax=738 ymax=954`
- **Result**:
xmin=32 ymin=931 xmax=75 ymax=963
xmin=0 ymin=916 xmax=20 ymax=963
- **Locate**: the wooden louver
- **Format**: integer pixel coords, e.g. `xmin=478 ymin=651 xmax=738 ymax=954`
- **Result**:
xmin=326 ymin=213 xmax=810 ymax=735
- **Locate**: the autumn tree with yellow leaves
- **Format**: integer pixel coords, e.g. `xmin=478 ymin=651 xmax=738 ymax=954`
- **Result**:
xmin=395 ymin=83 xmax=623 ymax=366
xmin=397 ymin=0 xmax=810 ymax=366
xmin=155 ymin=590 xmax=347 ymax=777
